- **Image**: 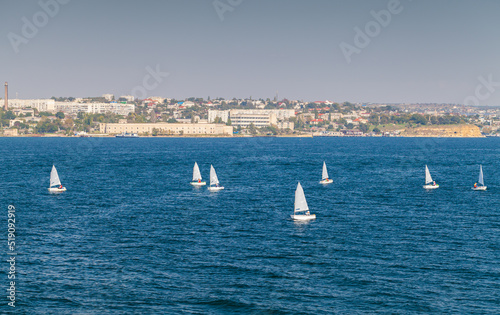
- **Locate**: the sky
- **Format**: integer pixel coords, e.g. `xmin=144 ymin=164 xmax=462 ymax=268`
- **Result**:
xmin=1 ymin=0 xmax=500 ymax=105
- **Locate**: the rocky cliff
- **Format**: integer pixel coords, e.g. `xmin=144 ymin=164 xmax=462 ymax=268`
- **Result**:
xmin=401 ymin=124 xmax=483 ymax=137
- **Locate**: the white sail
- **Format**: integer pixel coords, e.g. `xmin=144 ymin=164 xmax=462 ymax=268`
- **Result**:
xmin=322 ymin=162 xmax=329 ymax=180
xmin=294 ymin=182 xmax=309 ymax=213
xmin=210 ymin=165 xmax=219 ymax=186
xmin=478 ymin=165 xmax=484 ymax=186
xmin=425 ymin=165 xmax=433 ymax=184
xmin=50 ymin=165 xmax=61 ymax=187
xmin=192 ymin=162 xmax=202 ymax=181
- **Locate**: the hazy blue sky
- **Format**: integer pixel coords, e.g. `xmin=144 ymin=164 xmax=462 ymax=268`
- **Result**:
xmin=1 ymin=0 xmax=500 ymax=104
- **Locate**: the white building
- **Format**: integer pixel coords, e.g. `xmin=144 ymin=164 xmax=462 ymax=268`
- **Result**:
xmin=330 ymin=113 xmax=343 ymax=121
xmin=208 ymin=110 xmax=230 ymax=123
xmin=54 ymin=102 xmax=135 ymax=116
xmin=230 ymin=109 xmax=295 ymax=121
xmin=277 ymin=121 xmax=294 ymax=130
xmin=102 ymin=94 xmax=114 ymax=101
xmin=6 ymin=99 xmax=56 ymax=112
xmin=182 ymin=101 xmax=196 ymax=107
xmin=99 ymin=122 xmax=233 ymax=136
xmin=230 ymin=112 xmax=277 ymax=128
xmin=148 ymin=96 xmax=165 ymax=103
xmin=207 ymin=109 xmax=296 ymax=128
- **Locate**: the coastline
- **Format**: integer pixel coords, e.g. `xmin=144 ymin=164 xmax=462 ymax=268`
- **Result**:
xmin=0 ymin=134 xmax=489 ymax=138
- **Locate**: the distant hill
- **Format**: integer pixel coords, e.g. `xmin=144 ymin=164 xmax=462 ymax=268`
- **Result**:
xmin=401 ymin=124 xmax=483 ymax=137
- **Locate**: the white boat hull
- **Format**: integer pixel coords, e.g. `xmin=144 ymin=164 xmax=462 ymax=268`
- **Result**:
xmin=472 ymin=186 xmax=487 ymax=191
xmin=320 ymin=179 xmax=333 ymax=184
xmin=208 ymin=186 xmax=224 ymax=191
xmin=291 ymin=214 xmax=316 ymax=221
xmin=48 ymin=187 xmax=66 ymax=193
xmin=190 ymin=181 xmax=206 ymax=186
xmin=423 ymin=184 xmax=439 ymax=189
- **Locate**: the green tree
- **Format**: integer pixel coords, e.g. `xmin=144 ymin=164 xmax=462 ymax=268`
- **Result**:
xmin=55 ymin=112 xmax=65 ymax=119
xmin=248 ymin=123 xmax=257 ymax=135
xmin=410 ymin=114 xmax=427 ymax=125
xmin=358 ymin=123 xmax=369 ymax=133
xmin=3 ymin=111 xmax=15 ymax=120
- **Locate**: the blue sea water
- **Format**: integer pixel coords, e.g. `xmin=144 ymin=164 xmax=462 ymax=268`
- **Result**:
xmin=1 ymin=137 xmax=499 ymax=314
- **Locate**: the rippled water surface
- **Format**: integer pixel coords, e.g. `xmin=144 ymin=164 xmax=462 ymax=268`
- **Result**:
xmin=1 ymin=137 xmax=499 ymax=314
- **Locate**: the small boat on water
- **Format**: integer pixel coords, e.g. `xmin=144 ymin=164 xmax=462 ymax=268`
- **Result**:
xmin=208 ymin=165 xmax=224 ymax=191
xmin=472 ymin=165 xmax=487 ymax=191
xmin=75 ymin=131 xmax=90 ymax=137
xmin=190 ymin=162 xmax=206 ymax=186
xmin=48 ymin=165 xmax=67 ymax=193
xmin=115 ymin=132 xmax=139 ymax=138
xmin=423 ymin=165 xmax=439 ymax=189
xmin=291 ymin=182 xmax=316 ymax=221
xmin=319 ymin=161 xmax=333 ymax=184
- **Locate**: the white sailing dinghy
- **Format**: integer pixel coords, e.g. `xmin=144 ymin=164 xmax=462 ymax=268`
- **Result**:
xmin=208 ymin=165 xmax=224 ymax=191
xmin=423 ymin=165 xmax=439 ymax=189
xmin=291 ymin=182 xmax=316 ymax=221
xmin=190 ymin=162 xmax=206 ymax=186
xmin=472 ymin=165 xmax=487 ymax=191
xmin=48 ymin=165 xmax=67 ymax=193
xmin=319 ymin=161 xmax=333 ymax=184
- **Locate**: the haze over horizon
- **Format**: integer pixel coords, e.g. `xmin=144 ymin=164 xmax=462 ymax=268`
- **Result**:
xmin=1 ymin=0 xmax=500 ymax=105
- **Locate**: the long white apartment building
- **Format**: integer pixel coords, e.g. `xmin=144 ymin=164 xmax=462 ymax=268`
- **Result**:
xmin=5 ymin=99 xmax=56 ymax=112
xmin=5 ymin=99 xmax=134 ymax=116
xmin=54 ymin=102 xmax=135 ymax=116
xmin=231 ymin=109 xmax=295 ymax=121
xmin=230 ymin=112 xmax=277 ymax=127
xmin=208 ymin=109 xmax=295 ymax=128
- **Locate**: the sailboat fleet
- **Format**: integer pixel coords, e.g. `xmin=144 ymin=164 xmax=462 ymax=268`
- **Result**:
xmin=48 ymin=160 xmax=491 ymax=220
xmin=190 ymin=162 xmax=224 ymax=191
xmin=421 ymin=164 xmax=488 ymax=191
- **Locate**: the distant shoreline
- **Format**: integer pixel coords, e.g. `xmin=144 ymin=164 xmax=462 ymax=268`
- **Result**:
xmin=0 ymin=134 xmax=490 ymax=139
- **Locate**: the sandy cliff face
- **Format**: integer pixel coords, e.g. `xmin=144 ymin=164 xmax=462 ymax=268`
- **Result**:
xmin=401 ymin=124 xmax=483 ymax=137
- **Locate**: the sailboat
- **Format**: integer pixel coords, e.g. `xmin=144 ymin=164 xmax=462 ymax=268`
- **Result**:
xmin=190 ymin=162 xmax=206 ymax=186
xmin=48 ymin=165 xmax=67 ymax=193
xmin=291 ymin=182 xmax=316 ymax=221
xmin=319 ymin=161 xmax=333 ymax=184
xmin=207 ymin=165 xmax=224 ymax=191
xmin=423 ymin=165 xmax=439 ymax=189
xmin=472 ymin=165 xmax=487 ymax=191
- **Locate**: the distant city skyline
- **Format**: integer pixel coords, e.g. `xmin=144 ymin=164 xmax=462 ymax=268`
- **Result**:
xmin=1 ymin=0 xmax=500 ymax=105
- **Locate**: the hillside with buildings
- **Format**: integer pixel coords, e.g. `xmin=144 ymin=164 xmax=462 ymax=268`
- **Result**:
xmin=1 ymin=90 xmax=499 ymax=137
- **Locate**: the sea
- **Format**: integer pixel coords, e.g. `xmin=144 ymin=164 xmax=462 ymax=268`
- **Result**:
xmin=1 ymin=137 xmax=499 ymax=314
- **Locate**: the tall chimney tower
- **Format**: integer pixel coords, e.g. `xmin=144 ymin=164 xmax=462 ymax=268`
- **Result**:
xmin=4 ymin=82 xmax=7 ymax=111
